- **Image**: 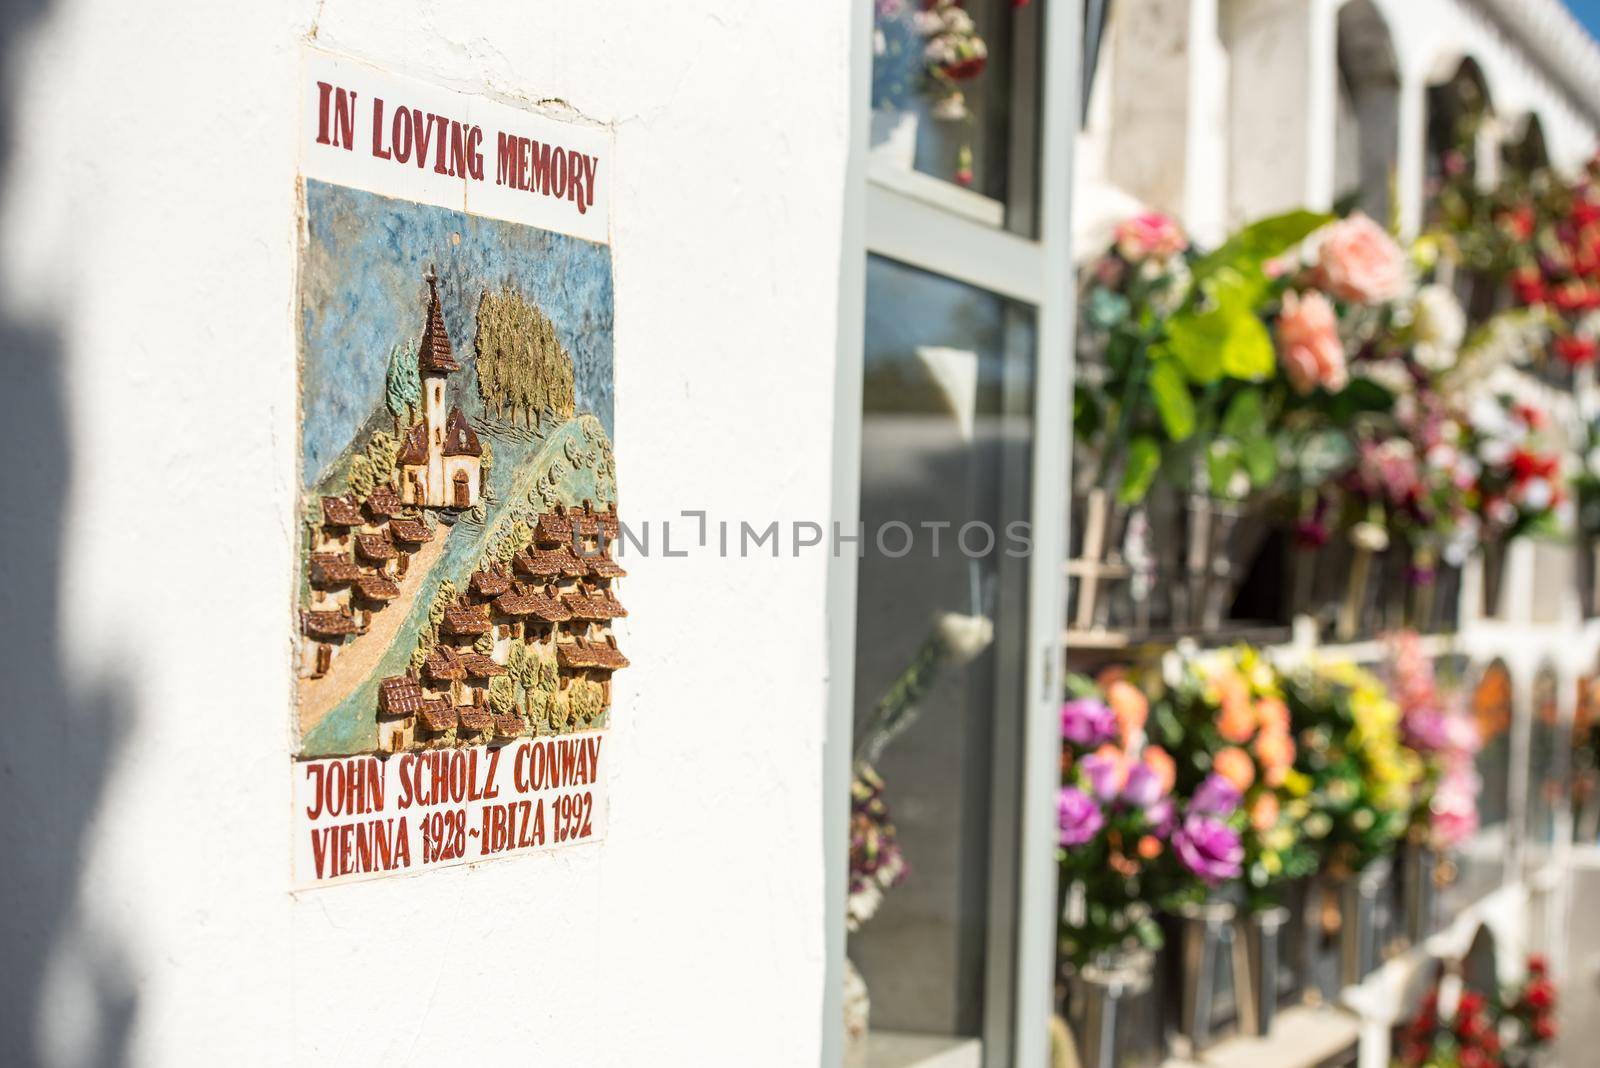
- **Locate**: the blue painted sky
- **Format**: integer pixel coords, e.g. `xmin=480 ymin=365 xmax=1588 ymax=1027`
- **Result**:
xmin=1568 ymin=1 xmax=1600 ymax=38
xmin=299 ymin=180 xmax=614 ymax=488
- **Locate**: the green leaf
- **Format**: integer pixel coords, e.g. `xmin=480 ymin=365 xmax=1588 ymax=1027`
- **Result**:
xmin=1163 ymin=313 xmax=1226 ymax=384
xmin=1191 ymin=210 xmax=1334 ymax=284
xmin=1147 ymin=360 xmax=1196 ymax=441
xmin=1206 ymin=444 xmax=1242 ymax=499
xmin=1220 ymin=388 xmax=1264 ymax=441
xmin=1219 ymin=313 xmax=1275 ymax=381
xmin=1118 ymin=436 xmax=1162 ymax=505
xmin=1242 ymin=437 xmax=1278 ymax=487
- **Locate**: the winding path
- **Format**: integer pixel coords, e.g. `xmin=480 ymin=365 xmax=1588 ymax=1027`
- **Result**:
xmin=296 ymin=530 xmax=451 ymax=737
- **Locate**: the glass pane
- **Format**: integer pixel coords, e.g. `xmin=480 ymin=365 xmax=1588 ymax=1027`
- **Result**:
xmin=1443 ymin=660 xmax=1513 ymax=912
xmin=869 ymin=0 xmax=1039 ymax=224
xmin=849 ymin=255 xmax=1035 ymax=1041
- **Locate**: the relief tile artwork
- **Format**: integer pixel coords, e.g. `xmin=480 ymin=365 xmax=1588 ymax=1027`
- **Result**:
xmin=295 ymin=180 xmax=622 ymax=761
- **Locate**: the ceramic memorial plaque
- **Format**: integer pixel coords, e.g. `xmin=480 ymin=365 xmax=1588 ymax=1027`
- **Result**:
xmin=291 ymin=49 xmax=621 ymax=888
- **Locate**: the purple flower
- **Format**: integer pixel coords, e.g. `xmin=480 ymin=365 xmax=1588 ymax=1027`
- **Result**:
xmin=1061 ymin=698 xmax=1119 ymax=748
xmin=1402 ymin=707 xmax=1450 ymax=754
xmin=1146 ymin=797 xmax=1176 ymax=837
xmin=1057 ymin=786 xmax=1105 ymax=848
xmin=1122 ymin=762 xmax=1166 ymax=809
xmin=1191 ymin=774 xmax=1242 ymax=817
xmin=1172 ymin=814 xmax=1244 ymax=886
xmin=1080 ymin=752 xmax=1123 ymax=801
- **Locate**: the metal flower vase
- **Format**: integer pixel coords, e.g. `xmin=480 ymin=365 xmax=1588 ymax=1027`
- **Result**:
xmin=1170 ymin=898 xmax=1238 ymax=1053
xmin=1233 ymin=906 xmax=1291 ymax=1037
xmin=1399 ymin=843 xmax=1440 ymax=947
xmin=1064 ymin=948 xmax=1161 ymax=1068
xmin=1337 ymin=860 xmax=1392 ymax=986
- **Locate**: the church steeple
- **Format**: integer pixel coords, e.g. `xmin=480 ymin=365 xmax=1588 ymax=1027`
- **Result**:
xmin=417 ymin=267 xmax=461 ymax=375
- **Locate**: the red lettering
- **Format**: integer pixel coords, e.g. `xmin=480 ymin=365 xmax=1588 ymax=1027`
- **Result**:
xmin=304 ymin=763 xmax=326 ymax=819
xmin=411 ymin=108 xmax=434 ymax=170
xmin=467 ymin=127 xmax=484 ymax=180
xmin=391 ymin=107 xmax=414 ymax=163
xmin=371 ymin=98 xmax=390 ymax=159
xmin=550 ymin=147 xmax=568 ymax=199
xmin=315 ymin=81 xmax=334 ymax=145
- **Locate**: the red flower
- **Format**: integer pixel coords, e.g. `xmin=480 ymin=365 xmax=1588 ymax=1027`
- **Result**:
xmin=1528 ymin=954 xmax=1549 ymax=976
xmin=1458 ymin=991 xmax=1488 ymax=1017
xmin=1457 ymin=1008 xmax=1491 ymax=1042
xmin=1557 ymin=334 xmax=1599 ymax=366
xmin=1512 ymin=266 xmax=1547 ymax=306
xmin=1459 ymin=1047 xmax=1492 ymax=1068
xmin=1533 ymin=1013 xmax=1558 ymax=1041
xmin=1525 ymin=978 xmax=1556 ymax=1011
xmin=1501 ymin=205 xmax=1536 ymax=240
xmin=1554 ymin=280 xmax=1596 ymax=313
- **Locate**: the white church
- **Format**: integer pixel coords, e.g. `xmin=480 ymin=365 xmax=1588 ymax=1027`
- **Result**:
xmin=396 ymin=271 xmax=484 ymax=511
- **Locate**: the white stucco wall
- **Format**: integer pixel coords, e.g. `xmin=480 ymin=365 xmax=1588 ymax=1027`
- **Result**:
xmin=1078 ymin=0 xmax=1600 ymax=243
xmin=0 ymin=2 xmax=850 ymax=1065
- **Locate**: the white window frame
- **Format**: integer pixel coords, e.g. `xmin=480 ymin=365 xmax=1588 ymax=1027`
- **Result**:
xmin=823 ymin=4 xmax=1082 ymax=1065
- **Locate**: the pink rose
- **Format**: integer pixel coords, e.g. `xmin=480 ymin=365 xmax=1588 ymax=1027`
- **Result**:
xmin=1114 ymin=211 xmax=1188 ymax=262
xmin=1314 ymin=213 xmax=1407 ymax=304
xmin=1276 ymin=290 xmax=1347 ymax=394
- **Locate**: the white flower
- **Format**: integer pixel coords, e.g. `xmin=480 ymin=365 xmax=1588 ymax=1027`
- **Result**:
xmin=1413 ymin=284 xmax=1466 ymax=352
xmin=1358 ymin=358 xmax=1413 ymax=397
xmin=1517 ymin=478 xmax=1553 ymax=512
xmin=1351 ymin=521 xmax=1390 ymax=552
xmin=1414 ymin=342 xmax=1457 ymax=373
xmin=1426 ymin=443 xmax=1459 ymax=471
xmin=873 ymin=27 xmax=886 ymax=56
xmin=1479 ymin=438 xmax=1513 ymax=467
xmin=1489 ymin=498 xmax=1518 ymax=526
xmin=937 ymin=612 xmax=994 ymax=665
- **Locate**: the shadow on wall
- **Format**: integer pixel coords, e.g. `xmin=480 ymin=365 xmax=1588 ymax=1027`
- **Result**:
xmin=0 ymin=0 xmax=136 ymax=1063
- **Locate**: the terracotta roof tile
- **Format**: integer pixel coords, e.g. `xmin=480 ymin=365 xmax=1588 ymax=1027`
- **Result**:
xmin=494 ymin=585 xmax=571 ymax=621
xmin=321 ymin=494 xmax=363 ymax=527
xmin=366 ymin=483 xmax=403 ymax=518
xmin=355 ymin=533 xmax=399 ymax=562
xmin=557 ymin=637 xmax=630 ymax=671
xmin=470 ymin=570 xmax=513 ymax=598
xmin=583 ymin=552 xmax=627 ymax=580
xmin=457 ymin=707 xmax=494 ymax=732
xmin=378 ymin=675 xmax=428 ymax=716
xmin=353 ymin=572 xmax=400 ymax=602
xmin=459 ymin=652 xmax=507 ymax=679
xmin=418 ymin=698 xmax=457 ymax=733
xmin=562 ymin=588 xmax=628 ymax=622
xmin=309 ymin=553 xmax=361 ymax=586
xmin=441 ymin=603 xmax=491 ymax=636
xmin=417 ymin=276 xmax=461 ymax=374
xmin=514 ymin=546 xmax=586 ymax=579
xmin=304 ymin=610 xmax=359 ymax=638
xmin=442 ymin=407 xmax=482 ymax=457
xmin=388 ymin=517 xmax=432 ymax=544
xmin=492 ymin=711 xmax=526 ymax=737
xmin=425 ymin=645 xmax=466 ymax=682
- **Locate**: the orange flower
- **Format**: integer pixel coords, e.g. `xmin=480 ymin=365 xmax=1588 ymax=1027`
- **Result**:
xmin=1255 ymin=697 xmax=1290 ymax=736
xmin=1137 ymin=835 xmax=1164 ymax=859
xmin=1142 ymin=745 xmax=1177 ymax=794
xmin=1250 ymin=793 xmax=1280 ymax=833
xmin=1253 ymin=729 xmax=1296 ymax=787
xmin=1092 ymin=743 xmax=1131 ymax=792
xmin=1213 ymin=746 xmax=1257 ymax=791
xmin=1105 ymin=679 xmax=1149 ymax=740
xmin=1217 ymin=695 xmax=1257 ymax=744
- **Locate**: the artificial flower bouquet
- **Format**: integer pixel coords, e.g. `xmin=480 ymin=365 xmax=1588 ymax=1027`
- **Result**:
xmin=1387 ymin=630 xmax=1482 ymax=854
xmin=1393 ymin=955 xmax=1558 ymax=1068
xmin=871 ymin=0 xmax=994 ymax=186
xmin=1456 ymin=375 xmax=1569 ymax=543
xmin=847 ymin=765 xmax=909 ymax=933
xmin=1282 ymin=659 xmax=1424 ymax=877
xmin=1145 ymin=647 xmax=1318 ymax=911
xmin=1056 ymin=672 xmax=1243 ymax=967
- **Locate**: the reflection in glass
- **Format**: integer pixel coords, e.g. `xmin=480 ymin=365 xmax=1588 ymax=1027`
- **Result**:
xmin=849 ymin=256 xmax=1035 ymax=1040
xmin=869 ymin=0 xmax=1036 ymax=215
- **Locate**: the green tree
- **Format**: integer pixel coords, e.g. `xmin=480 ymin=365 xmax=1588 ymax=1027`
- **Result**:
xmin=474 ymin=288 xmax=575 ymax=427
xmin=365 ymin=430 xmax=400 ymax=478
xmin=347 ymin=455 xmax=377 ymax=501
xmin=473 ymin=632 xmax=495 ymax=656
xmin=488 ymin=675 xmax=517 ymax=716
xmin=385 ymin=338 xmax=421 ymax=427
